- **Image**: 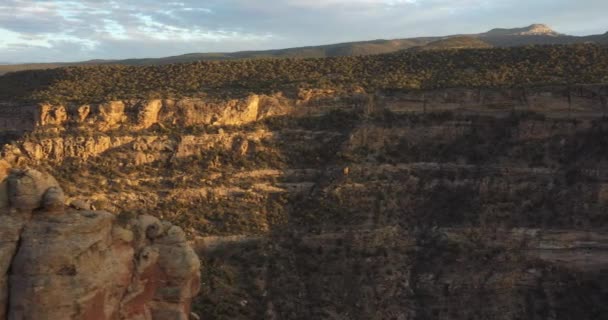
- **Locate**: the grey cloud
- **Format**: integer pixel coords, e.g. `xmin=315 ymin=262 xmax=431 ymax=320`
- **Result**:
xmin=0 ymin=1 xmax=65 ymax=34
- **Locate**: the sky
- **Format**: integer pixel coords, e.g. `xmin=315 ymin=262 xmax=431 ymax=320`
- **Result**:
xmin=0 ymin=0 xmax=607 ymax=63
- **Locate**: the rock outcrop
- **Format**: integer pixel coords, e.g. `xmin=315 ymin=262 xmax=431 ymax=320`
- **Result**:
xmin=0 ymin=168 xmax=200 ymax=320
xmin=0 ymin=94 xmax=292 ymax=135
xmin=482 ymin=24 xmax=562 ymax=37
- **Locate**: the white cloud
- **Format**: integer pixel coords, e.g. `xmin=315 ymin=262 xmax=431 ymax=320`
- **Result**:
xmin=283 ymin=0 xmax=417 ymax=8
xmin=0 ymin=0 xmax=606 ymax=62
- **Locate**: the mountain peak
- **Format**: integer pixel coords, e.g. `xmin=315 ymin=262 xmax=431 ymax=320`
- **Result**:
xmin=483 ymin=24 xmax=561 ymax=37
xmin=521 ymin=24 xmax=559 ymax=35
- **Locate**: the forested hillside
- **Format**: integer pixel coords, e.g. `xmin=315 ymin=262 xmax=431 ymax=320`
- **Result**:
xmin=409 ymin=36 xmax=493 ymax=51
xmin=1 ymin=44 xmax=607 ymax=104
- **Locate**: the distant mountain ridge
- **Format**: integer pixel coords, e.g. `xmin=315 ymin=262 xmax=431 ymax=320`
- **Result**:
xmin=482 ymin=24 xmax=562 ymax=37
xmin=1 ymin=24 xmax=606 ymax=75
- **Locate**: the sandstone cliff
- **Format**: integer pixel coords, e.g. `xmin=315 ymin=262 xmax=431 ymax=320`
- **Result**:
xmin=0 ymin=94 xmax=292 ymax=135
xmin=0 ymin=167 xmax=200 ymax=320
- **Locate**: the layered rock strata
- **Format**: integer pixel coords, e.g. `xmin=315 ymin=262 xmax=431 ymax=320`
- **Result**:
xmin=2 ymin=84 xmax=608 ymax=319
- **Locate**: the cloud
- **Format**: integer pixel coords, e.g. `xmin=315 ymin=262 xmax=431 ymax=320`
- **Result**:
xmin=0 ymin=0 xmax=606 ymax=63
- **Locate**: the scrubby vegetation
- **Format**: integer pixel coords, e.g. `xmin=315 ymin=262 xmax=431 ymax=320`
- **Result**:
xmin=1 ymin=44 xmax=607 ymax=103
xmin=5 ymin=42 xmax=608 ymax=319
xmin=409 ymin=36 xmax=493 ymax=51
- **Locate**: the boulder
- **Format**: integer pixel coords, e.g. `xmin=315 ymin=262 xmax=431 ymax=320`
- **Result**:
xmin=6 ymin=168 xmax=60 ymax=211
xmin=42 ymin=186 xmax=65 ymax=212
xmin=137 ymin=214 xmax=164 ymax=240
xmin=0 ymin=169 xmax=201 ymax=320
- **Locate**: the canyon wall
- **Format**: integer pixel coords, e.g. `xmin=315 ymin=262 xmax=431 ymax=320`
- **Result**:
xmin=1 ymin=84 xmax=608 ymax=319
xmin=1 ymin=85 xmax=607 ymax=135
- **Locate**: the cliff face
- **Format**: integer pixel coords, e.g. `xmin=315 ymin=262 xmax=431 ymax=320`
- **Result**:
xmin=0 ymin=168 xmax=201 ymax=320
xmin=0 ymin=94 xmax=291 ymax=135
xmin=1 ymin=84 xmax=608 ymax=319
